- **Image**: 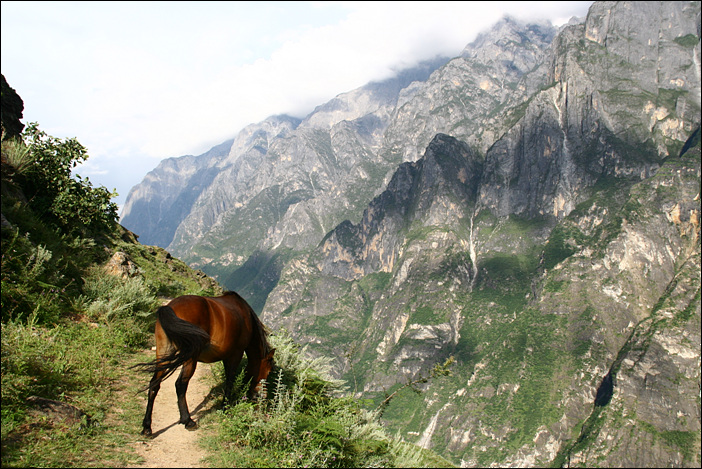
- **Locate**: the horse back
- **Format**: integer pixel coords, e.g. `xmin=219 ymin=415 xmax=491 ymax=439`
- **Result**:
xmin=166 ymin=293 xmax=253 ymax=361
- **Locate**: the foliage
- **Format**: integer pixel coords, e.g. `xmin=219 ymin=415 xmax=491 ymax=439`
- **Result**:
xmin=1 ymin=230 xmax=65 ymax=323
xmin=18 ymin=123 xmax=119 ymax=237
xmin=73 ymin=265 xmax=159 ymax=324
xmin=376 ymin=357 xmax=454 ymax=417
xmin=673 ymin=33 xmax=700 ymax=48
xmin=11 ymin=123 xmax=117 ymax=234
xmin=542 ymin=221 xmax=585 ymax=270
xmin=203 ymin=329 xmax=449 ymax=468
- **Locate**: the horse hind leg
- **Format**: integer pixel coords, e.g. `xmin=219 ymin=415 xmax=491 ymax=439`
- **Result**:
xmin=175 ymin=359 xmax=198 ymax=429
xmin=141 ymin=370 xmax=164 ymax=436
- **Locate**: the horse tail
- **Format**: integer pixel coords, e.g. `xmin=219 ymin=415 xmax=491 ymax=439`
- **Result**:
xmin=132 ymin=305 xmax=210 ymax=388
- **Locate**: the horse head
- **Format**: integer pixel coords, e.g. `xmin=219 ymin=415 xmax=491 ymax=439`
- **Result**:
xmin=251 ymin=348 xmax=276 ymax=399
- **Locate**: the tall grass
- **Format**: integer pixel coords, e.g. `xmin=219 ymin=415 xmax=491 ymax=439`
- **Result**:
xmin=74 ymin=265 xmax=159 ymax=324
xmin=1 ymin=139 xmax=33 ymax=175
xmin=202 ymin=330 xmax=451 ymax=468
xmin=1 ymin=265 xmax=155 ymax=467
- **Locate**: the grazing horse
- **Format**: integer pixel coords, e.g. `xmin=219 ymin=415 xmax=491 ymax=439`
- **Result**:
xmin=134 ymin=291 xmax=275 ymax=436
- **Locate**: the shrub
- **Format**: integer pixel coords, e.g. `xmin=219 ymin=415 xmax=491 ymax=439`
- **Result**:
xmin=75 ymin=265 xmax=158 ymax=323
xmin=1 ymin=230 xmax=65 ymax=323
xmin=203 ymin=329 xmax=432 ymax=468
xmin=19 ymin=123 xmax=119 ymax=237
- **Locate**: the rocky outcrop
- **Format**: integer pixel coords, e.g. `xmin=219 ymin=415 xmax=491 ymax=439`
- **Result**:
xmin=380 ymin=17 xmax=557 ymax=165
xmin=1 ymin=74 xmax=24 ymax=141
xmin=104 ymin=251 xmax=139 ymax=279
xmin=318 ymin=133 xmax=480 ymax=281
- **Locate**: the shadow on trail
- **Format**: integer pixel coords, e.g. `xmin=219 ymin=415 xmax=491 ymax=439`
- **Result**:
xmin=147 ymin=383 xmax=220 ymax=439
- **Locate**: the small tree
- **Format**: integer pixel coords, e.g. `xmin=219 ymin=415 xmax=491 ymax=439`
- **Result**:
xmin=20 ymin=122 xmax=119 ymax=236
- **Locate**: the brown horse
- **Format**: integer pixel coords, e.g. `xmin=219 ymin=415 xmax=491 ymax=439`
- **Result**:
xmin=134 ymin=291 xmax=275 ymax=436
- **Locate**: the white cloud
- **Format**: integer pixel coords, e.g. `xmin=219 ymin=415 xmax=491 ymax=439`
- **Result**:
xmin=1 ymin=1 xmax=593 ymax=210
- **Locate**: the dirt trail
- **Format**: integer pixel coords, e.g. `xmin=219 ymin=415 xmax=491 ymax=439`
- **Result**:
xmin=130 ymin=361 xmax=217 ymax=468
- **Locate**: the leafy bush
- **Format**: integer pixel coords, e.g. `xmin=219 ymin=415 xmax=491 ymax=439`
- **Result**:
xmin=19 ymin=123 xmax=119 ymax=237
xmin=75 ymin=265 xmax=159 ymax=323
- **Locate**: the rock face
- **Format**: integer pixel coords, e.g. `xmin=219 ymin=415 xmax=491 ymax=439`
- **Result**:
xmin=122 ymin=2 xmax=701 ymax=467
xmin=1 ymin=74 xmax=25 ymax=141
xmin=120 ymin=138 xmax=235 ymax=248
xmin=121 ymin=59 xmax=448 ymax=272
xmin=104 ymin=251 xmax=139 ymax=279
xmin=318 ymin=133 xmax=482 ymax=281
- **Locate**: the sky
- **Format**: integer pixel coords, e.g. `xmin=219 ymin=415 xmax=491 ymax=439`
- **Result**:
xmin=1 ymin=1 xmax=593 ymax=214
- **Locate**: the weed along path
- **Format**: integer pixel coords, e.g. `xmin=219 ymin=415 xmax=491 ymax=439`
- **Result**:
xmin=130 ymin=351 xmax=217 ymax=468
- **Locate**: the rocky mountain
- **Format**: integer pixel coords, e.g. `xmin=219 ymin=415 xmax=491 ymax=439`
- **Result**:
xmin=121 ymin=57 xmax=448 ymax=267
xmin=122 ymin=1 xmax=701 ymax=466
xmin=120 ymin=138 xmax=234 ymax=248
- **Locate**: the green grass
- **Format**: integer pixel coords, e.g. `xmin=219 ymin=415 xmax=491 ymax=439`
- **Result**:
xmin=201 ymin=330 xmax=451 ymax=468
xmin=118 ymin=242 xmax=221 ymax=298
xmin=1 ymin=315 xmax=151 ymax=467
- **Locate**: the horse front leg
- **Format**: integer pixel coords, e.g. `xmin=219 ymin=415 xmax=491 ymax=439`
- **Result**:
xmin=175 ymin=359 xmax=198 ymax=429
xmin=141 ymin=370 xmax=164 ymax=436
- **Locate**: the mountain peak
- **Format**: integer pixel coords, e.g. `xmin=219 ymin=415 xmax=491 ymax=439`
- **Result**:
xmin=461 ymin=14 xmax=557 ymax=64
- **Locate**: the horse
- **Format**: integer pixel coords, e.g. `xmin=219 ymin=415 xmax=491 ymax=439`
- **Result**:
xmin=133 ymin=291 xmax=275 ymax=436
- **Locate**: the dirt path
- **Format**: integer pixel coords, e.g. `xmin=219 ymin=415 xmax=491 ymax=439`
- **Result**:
xmin=130 ymin=361 xmax=217 ymax=468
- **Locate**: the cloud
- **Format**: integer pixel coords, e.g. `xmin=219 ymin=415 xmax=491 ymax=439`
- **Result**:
xmin=1 ymin=1 xmax=593 ymax=210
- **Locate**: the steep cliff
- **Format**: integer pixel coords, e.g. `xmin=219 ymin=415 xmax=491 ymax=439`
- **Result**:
xmin=261 ymin=1 xmax=700 ymax=466
xmin=120 ymin=138 xmax=234 ymax=247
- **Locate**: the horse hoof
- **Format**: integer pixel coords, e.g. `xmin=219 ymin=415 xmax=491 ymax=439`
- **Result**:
xmin=184 ymin=419 xmax=198 ymax=430
xmin=141 ymin=428 xmax=152 ymax=437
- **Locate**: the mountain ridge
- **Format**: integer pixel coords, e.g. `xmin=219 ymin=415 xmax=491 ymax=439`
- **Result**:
xmin=121 ymin=2 xmax=701 ymax=466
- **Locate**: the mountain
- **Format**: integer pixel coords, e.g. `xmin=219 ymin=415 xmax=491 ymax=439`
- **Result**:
xmin=120 ymin=138 xmax=235 ymax=248
xmin=122 ymin=2 xmax=701 ymax=466
xmin=120 ymin=57 xmax=449 ymax=264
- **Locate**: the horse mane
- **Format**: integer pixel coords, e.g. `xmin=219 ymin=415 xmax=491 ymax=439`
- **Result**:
xmin=222 ymin=291 xmax=273 ymax=355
